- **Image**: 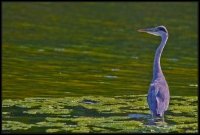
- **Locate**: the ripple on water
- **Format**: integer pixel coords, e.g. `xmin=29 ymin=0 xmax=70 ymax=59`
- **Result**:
xmin=131 ymin=56 xmax=139 ymax=59
xmin=104 ymin=75 xmax=118 ymax=79
xmin=111 ymin=68 xmax=120 ymax=71
xmin=38 ymin=49 xmax=44 ymax=52
xmin=167 ymin=58 xmax=179 ymax=62
xmin=54 ymin=48 xmax=65 ymax=52
xmin=189 ymin=84 xmax=198 ymax=87
xmin=128 ymin=114 xmax=150 ymax=119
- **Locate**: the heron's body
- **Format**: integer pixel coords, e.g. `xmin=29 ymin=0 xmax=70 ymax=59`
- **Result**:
xmin=138 ymin=26 xmax=170 ymax=122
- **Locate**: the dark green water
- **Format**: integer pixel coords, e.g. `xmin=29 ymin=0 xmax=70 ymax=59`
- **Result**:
xmin=2 ymin=2 xmax=198 ymax=133
xmin=2 ymin=2 xmax=198 ymax=99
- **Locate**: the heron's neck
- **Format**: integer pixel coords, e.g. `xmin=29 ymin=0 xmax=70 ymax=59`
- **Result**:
xmin=153 ymin=34 xmax=168 ymax=79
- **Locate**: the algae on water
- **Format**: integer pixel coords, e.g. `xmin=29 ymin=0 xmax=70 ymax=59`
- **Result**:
xmin=2 ymin=95 xmax=198 ymax=133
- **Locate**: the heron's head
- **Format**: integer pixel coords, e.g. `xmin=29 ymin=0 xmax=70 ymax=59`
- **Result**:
xmin=138 ymin=25 xmax=168 ymax=36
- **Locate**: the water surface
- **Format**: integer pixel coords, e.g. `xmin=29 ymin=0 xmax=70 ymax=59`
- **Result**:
xmin=2 ymin=2 xmax=198 ymax=99
xmin=2 ymin=2 xmax=198 ymax=133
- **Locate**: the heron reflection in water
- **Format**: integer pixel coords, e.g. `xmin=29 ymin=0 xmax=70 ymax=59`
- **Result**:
xmin=138 ymin=26 xmax=170 ymax=123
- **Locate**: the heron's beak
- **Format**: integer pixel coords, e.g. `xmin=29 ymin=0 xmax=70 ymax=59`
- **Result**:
xmin=138 ymin=29 xmax=147 ymax=32
xmin=138 ymin=27 xmax=160 ymax=36
xmin=137 ymin=28 xmax=154 ymax=32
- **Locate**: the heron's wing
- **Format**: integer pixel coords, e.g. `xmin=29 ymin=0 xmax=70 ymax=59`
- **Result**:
xmin=150 ymin=80 xmax=169 ymax=115
xmin=156 ymin=83 xmax=170 ymax=113
xmin=156 ymin=90 xmax=166 ymax=115
xmin=148 ymin=80 xmax=168 ymax=115
xmin=147 ymin=82 xmax=159 ymax=113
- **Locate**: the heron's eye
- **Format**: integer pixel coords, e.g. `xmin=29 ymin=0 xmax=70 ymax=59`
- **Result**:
xmin=157 ymin=27 xmax=167 ymax=32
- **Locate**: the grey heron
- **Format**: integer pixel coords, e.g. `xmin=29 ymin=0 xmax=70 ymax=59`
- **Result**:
xmin=138 ymin=26 xmax=170 ymax=122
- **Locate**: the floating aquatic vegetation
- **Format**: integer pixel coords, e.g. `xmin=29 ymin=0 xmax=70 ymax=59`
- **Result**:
xmin=46 ymin=128 xmax=61 ymax=133
xmin=2 ymin=95 xmax=198 ymax=133
xmin=2 ymin=121 xmax=33 ymax=131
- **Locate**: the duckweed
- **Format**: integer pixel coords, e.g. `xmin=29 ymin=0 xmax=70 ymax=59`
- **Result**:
xmin=2 ymin=95 xmax=198 ymax=133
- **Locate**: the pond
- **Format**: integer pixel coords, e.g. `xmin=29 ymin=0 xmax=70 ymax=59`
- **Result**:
xmin=2 ymin=2 xmax=198 ymax=133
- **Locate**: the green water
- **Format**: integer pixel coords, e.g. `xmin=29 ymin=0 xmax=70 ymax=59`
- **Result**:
xmin=2 ymin=2 xmax=198 ymax=133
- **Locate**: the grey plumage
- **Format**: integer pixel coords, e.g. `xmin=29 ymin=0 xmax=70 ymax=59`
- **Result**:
xmin=138 ymin=26 xmax=170 ymax=121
